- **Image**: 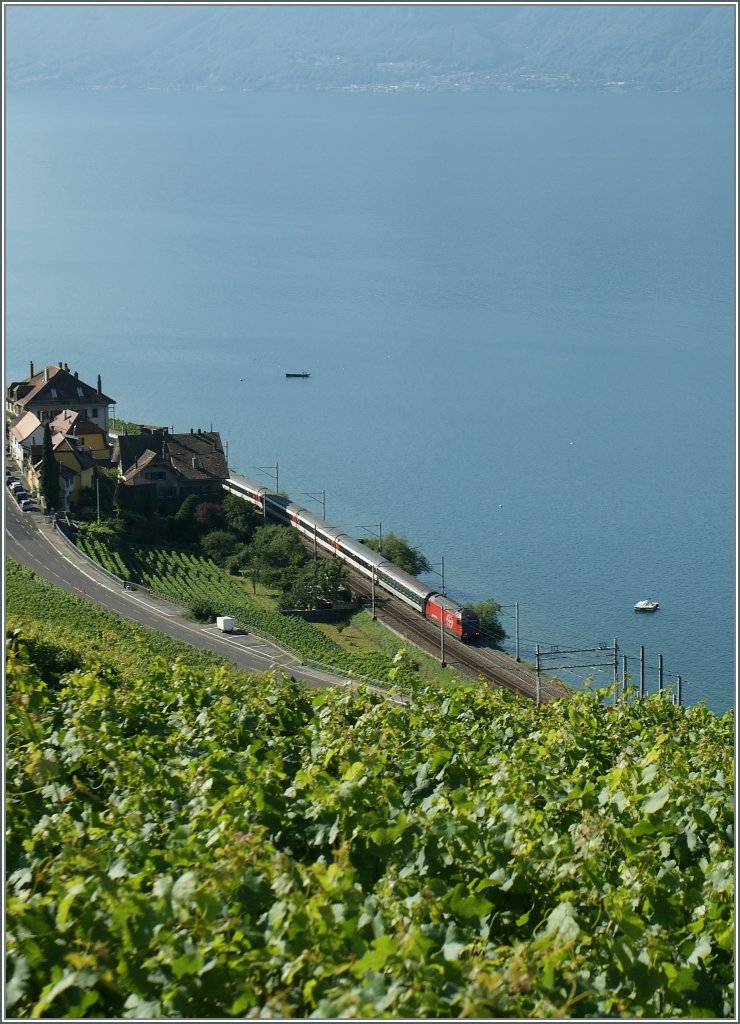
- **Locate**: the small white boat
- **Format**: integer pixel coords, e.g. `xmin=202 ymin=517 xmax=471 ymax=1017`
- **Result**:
xmin=634 ymin=599 xmax=659 ymax=612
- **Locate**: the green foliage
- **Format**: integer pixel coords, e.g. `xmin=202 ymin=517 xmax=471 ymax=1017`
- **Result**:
xmin=76 ymin=518 xmax=126 ymax=546
xmin=174 ymin=493 xmax=200 ymax=522
xmin=109 ymin=417 xmax=144 ymax=435
xmin=5 ymin=635 xmax=734 ymax=1019
xmin=69 ymin=538 xmax=409 ymax=686
xmin=200 ymin=529 xmax=239 ymax=566
xmin=470 ymin=598 xmax=507 ymax=647
xmin=193 ymin=501 xmax=226 ymax=533
xmin=223 ymin=493 xmax=260 ymax=541
xmin=113 ymin=480 xmax=158 ymax=518
xmin=362 ymin=531 xmax=432 ymax=576
xmin=5 ymin=560 xmax=231 ymax=681
xmin=94 ymin=466 xmax=118 ymax=516
xmin=188 ymin=599 xmax=218 ymax=623
xmin=281 ymin=558 xmax=349 ymax=610
xmin=248 ymin=524 xmax=309 ymax=588
xmin=39 ymin=423 xmax=60 ymax=510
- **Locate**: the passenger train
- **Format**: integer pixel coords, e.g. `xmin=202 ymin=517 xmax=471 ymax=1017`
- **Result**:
xmin=223 ymin=474 xmax=481 ymax=643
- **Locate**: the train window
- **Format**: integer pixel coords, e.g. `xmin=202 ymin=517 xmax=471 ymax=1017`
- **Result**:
xmin=377 ymin=569 xmax=425 ymax=609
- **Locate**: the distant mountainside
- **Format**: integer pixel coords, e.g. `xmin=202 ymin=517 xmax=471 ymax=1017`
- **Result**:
xmin=4 ymin=4 xmax=735 ymax=93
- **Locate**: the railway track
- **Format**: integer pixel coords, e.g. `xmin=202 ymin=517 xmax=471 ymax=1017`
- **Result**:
xmin=345 ymin=568 xmax=568 ymax=704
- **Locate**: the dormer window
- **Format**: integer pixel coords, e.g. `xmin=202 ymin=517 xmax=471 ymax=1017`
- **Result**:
xmin=76 ymin=386 xmax=84 ymax=398
xmin=50 ymin=387 xmax=58 ymax=399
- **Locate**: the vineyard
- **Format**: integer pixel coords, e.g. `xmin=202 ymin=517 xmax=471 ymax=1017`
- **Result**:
xmin=5 ymin=559 xmax=234 ymax=681
xmin=73 ymin=535 xmax=415 ymax=686
xmin=5 ymin=628 xmax=734 ymax=1019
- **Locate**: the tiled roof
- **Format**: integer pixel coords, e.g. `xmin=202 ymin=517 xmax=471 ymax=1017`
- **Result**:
xmin=51 ymin=437 xmax=98 ymax=470
xmin=9 ymin=411 xmax=43 ymax=442
xmin=166 ymin=432 xmax=229 ymax=482
xmin=50 ymin=409 xmax=107 ymax=437
xmin=121 ymin=448 xmax=160 ymax=482
xmin=8 ymin=364 xmax=114 ymax=408
xmin=118 ymin=430 xmax=228 ymax=485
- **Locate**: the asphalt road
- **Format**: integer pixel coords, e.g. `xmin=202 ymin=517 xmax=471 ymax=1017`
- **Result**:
xmin=4 ymin=489 xmax=355 ymax=693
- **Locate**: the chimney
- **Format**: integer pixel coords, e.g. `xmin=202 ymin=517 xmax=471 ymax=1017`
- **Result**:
xmin=64 ymin=363 xmax=69 ymax=372
xmin=58 ymin=361 xmax=63 ymax=368
xmin=29 ymin=361 xmax=34 ymax=377
xmin=97 ymin=374 xmax=102 ymax=397
xmin=190 ymin=427 xmax=194 ymax=435
xmin=192 ymin=457 xmax=197 ymax=469
xmin=74 ymin=370 xmax=78 ymax=379
xmin=44 ymin=367 xmax=49 ymax=382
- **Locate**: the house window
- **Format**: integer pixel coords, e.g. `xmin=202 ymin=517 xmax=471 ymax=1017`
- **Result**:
xmin=91 ymin=408 xmax=99 ymax=418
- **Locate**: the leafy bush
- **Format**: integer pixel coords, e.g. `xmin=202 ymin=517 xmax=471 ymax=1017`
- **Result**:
xmin=470 ymin=597 xmax=507 ymax=647
xmin=193 ymin=500 xmax=226 ymax=533
xmin=200 ymin=529 xmax=239 ymax=566
xmin=188 ymin=598 xmax=218 ymax=623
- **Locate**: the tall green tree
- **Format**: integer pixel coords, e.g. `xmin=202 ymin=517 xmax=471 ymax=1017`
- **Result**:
xmin=38 ymin=424 xmax=60 ymax=510
xmin=247 ymin=524 xmax=308 ymax=589
xmin=223 ymin=493 xmax=260 ymax=541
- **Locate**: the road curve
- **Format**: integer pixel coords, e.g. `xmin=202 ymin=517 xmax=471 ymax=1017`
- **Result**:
xmin=4 ymin=492 xmax=354 ymax=693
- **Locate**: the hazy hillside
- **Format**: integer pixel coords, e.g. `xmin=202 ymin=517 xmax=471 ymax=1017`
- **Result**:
xmin=5 ymin=4 xmax=735 ymax=93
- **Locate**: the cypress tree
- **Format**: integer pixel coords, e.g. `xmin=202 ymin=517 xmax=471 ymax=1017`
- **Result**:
xmin=39 ymin=423 xmax=60 ymax=510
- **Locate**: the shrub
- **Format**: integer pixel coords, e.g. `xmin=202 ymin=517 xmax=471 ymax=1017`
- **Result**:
xmin=187 ymin=599 xmax=218 ymax=623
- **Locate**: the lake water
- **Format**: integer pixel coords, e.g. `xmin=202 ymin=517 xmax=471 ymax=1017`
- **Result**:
xmin=5 ymin=88 xmax=735 ymax=714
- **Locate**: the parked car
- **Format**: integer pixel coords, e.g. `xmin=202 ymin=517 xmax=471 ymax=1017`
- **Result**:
xmin=9 ymin=480 xmax=25 ymax=492
xmin=19 ymin=499 xmax=36 ymax=512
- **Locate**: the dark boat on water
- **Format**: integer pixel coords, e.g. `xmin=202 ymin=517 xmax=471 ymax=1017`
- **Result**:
xmin=285 ymin=371 xmax=310 ymax=378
